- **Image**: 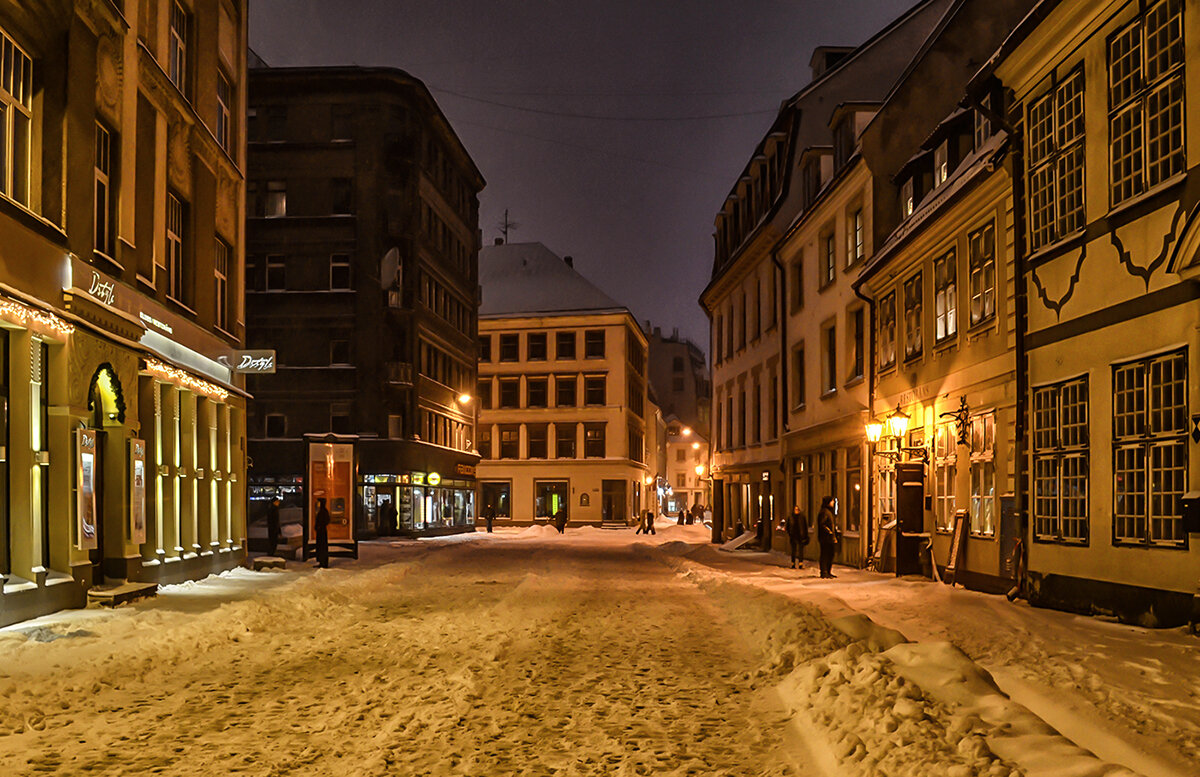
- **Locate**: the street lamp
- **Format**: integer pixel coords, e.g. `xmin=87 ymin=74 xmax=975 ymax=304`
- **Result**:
xmin=865 ymin=419 xmax=884 ymax=443
xmin=682 ymin=427 xmax=692 ymax=436
xmin=886 ymin=407 xmax=910 ymax=439
xmin=694 ymin=464 xmax=705 ymax=477
xmin=691 ymin=441 xmax=700 ymax=450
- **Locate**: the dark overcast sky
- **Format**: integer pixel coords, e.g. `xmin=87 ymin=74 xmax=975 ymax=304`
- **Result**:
xmin=248 ymin=0 xmax=918 ymax=351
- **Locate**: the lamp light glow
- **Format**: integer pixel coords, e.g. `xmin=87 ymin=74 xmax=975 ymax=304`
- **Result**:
xmin=865 ymin=419 xmax=884 ymax=443
xmin=887 ymin=408 xmax=910 ymax=439
xmin=457 ymin=393 xmax=472 ymax=404
xmin=694 ymin=464 xmax=705 ymax=477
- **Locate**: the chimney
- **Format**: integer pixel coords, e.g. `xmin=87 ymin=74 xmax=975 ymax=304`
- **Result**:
xmin=563 ymin=255 xmax=573 ymax=267
xmin=494 ymin=237 xmax=504 ymax=245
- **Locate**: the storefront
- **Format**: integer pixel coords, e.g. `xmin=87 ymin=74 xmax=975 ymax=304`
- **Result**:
xmin=360 ymin=472 xmax=474 ymax=535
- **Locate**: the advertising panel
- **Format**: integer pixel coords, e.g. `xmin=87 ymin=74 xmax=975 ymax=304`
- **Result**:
xmin=76 ymin=429 xmax=98 ymax=550
xmin=307 ymin=442 xmax=355 ymax=542
xmin=129 ymin=438 xmax=147 ymax=544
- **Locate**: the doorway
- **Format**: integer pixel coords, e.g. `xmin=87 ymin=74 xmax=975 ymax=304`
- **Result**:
xmin=601 ymin=479 xmax=626 ymax=525
xmin=87 ymin=364 xmax=125 ymax=585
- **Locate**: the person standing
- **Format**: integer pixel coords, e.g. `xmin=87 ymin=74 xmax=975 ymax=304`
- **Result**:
xmin=484 ymin=504 xmax=495 ymax=533
xmin=784 ymin=507 xmax=809 ymax=569
xmin=645 ymin=509 xmax=656 ymax=535
xmin=379 ymin=498 xmax=397 ymax=536
xmin=554 ymin=507 xmax=567 ymax=534
xmin=816 ymin=496 xmax=839 ymax=578
xmin=315 ymin=497 xmax=331 ymax=569
xmin=266 ymin=496 xmax=281 ymax=557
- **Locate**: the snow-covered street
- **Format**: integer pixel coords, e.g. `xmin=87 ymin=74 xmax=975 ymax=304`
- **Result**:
xmin=0 ymin=525 xmax=1194 ymax=776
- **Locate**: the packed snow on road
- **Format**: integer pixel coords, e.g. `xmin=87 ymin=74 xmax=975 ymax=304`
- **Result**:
xmin=0 ymin=524 xmax=1194 ymax=776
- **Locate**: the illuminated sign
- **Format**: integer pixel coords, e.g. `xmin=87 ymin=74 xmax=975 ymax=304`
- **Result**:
xmin=138 ymin=311 xmax=173 ymax=334
xmin=87 ymin=271 xmax=116 ymax=306
xmin=454 ymin=463 xmax=476 ymax=477
xmin=76 ymin=430 xmax=98 ymax=549
xmin=427 ymin=472 xmax=441 ymax=486
xmin=230 ymin=350 xmax=276 ymax=374
xmin=129 ymin=439 xmax=146 ymax=544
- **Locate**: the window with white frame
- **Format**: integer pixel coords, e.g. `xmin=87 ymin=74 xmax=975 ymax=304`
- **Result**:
xmin=1113 ymin=349 xmax=1187 ymax=545
xmin=903 ymin=272 xmax=922 ymax=361
xmin=1033 ymin=377 xmax=1089 ymax=543
xmin=168 ymin=1 xmax=189 ymax=93
xmin=166 ymin=192 xmax=186 ymax=304
xmin=1028 ymin=68 xmax=1084 ymax=251
xmin=94 ymin=122 xmax=114 ymax=255
xmin=878 ymin=436 xmax=897 ymax=520
xmin=214 ymin=238 xmax=230 ymax=332
xmin=822 ymin=323 xmax=836 ymax=394
xmin=974 ymin=94 xmax=993 ymax=149
xmin=847 ymin=208 xmax=864 ymax=266
xmin=968 ymin=222 xmax=996 ymax=326
xmin=969 ymin=412 xmax=996 ymax=536
xmin=934 ymin=249 xmax=957 ymax=343
xmin=1108 ymin=0 xmax=1184 ymax=205
xmin=820 ymin=231 xmax=836 ymax=287
xmin=878 ymin=291 xmax=896 ymax=369
xmin=934 ymin=421 xmax=957 ymax=532
xmin=900 ymin=179 xmax=914 ymax=218
xmin=933 ymin=141 xmax=949 ymax=187
xmin=0 ymin=30 xmax=33 ymax=207
xmin=216 ymin=69 xmax=232 ymax=153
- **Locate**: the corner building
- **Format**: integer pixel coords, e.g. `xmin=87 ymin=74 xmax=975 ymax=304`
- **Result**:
xmin=0 ymin=1 xmax=251 ymax=627
xmin=476 ymin=243 xmax=652 ymax=526
xmin=245 ymin=66 xmax=484 ymax=538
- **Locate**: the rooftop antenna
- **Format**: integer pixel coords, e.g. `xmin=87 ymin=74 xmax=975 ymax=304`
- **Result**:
xmin=496 ymin=208 xmax=519 ymax=243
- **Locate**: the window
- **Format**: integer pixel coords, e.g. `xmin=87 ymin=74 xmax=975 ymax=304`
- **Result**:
xmin=477 ymin=378 xmax=493 ymax=410
xmin=216 ymin=70 xmax=232 ymax=153
xmin=331 ymin=104 xmax=353 ymax=141
xmin=332 ymin=178 xmax=354 ymax=215
xmin=166 ymin=193 xmax=187 ymax=303
xmin=584 ymin=330 xmax=605 ymax=358
xmin=1028 ymin=69 xmax=1085 ymax=250
xmin=768 ymin=368 xmax=779 ymax=439
xmin=527 ymin=424 xmax=548 ymax=458
xmin=0 ymin=30 xmax=32 ymax=206
xmin=584 ymin=423 xmax=606 ymax=458
xmin=627 ymin=375 xmax=644 ymax=416
xmin=934 ymin=422 xmax=957 ymax=533
xmin=820 ymin=232 xmax=836 ymax=288
xmin=847 ymin=209 xmax=863 ymax=266
xmin=969 ymin=413 xmax=996 ymax=536
xmin=934 ymin=250 xmax=957 ymax=342
xmin=900 ymin=179 xmax=914 ymax=218
xmin=1033 ymin=377 xmax=1089 ymax=543
xmin=584 ymin=375 xmax=606 ymax=406
xmin=801 ymin=157 xmax=821 ymax=205
xmin=791 ymin=258 xmax=804 ymax=311
xmin=555 ymin=375 xmax=576 ymax=407
xmin=331 ymin=403 xmax=351 ymax=434
xmin=555 ymin=423 xmax=576 ymax=458
xmin=845 ymin=446 xmax=862 ymax=534
xmin=265 ymin=413 xmax=286 ymax=438
xmin=499 ymin=334 xmax=518 ymax=362
xmin=878 ymin=438 xmax=897 ymax=519
xmin=968 ymin=223 xmax=996 ymax=326
xmin=527 ymin=333 xmax=547 ymax=361
xmin=94 ymin=122 xmax=115 ymax=255
xmin=903 ymin=273 xmax=922 ymax=361
xmin=526 ymin=377 xmax=548 ymax=408
xmin=214 ymin=239 xmax=230 ymax=332
xmin=498 ymin=425 xmax=519 ymax=459
xmin=1113 ymin=349 xmax=1187 ymax=545
xmin=330 ymin=339 xmax=350 ymax=365
xmin=974 ymin=94 xmax=993 ymax=149
xmin=793 ymin=345 xmax=806 ymax=408
xmin=822 ymin=324 xmax=837 ymax=394
xmin=878 ymin=292 xmax=896 ymax=369
xmin=725 ymin=303 xmax=734 ymax=355
xmin=677 ymin=474 xmax=687 ymax=489
xmin=725 ymin=394 xmax=734 ymax=449
xmin=266 ymin=255 xmax=286 ymax=292
xmin=556 ymin=331 xmax=576 ymax=360
xmin=849 ymin=307 xmax=864 ymax=380
xmin=737 ymin=386 xmax=746 ymax=446
xmin=330 ymin=254 xmax=351 ymax=290
xmin=498 ymin=378 xmax=519 ymax=409
xmin=833 ymin=115 xmax=855 ymax=170
xmin=265 ymin=181 xmax=286 ymax=217
xmin=480 ymin=482 xmax=510 ymax=517
xmin=750 ymin=377 xmax=761 ymax=444
xmin=535 ymin=481 xmax=569 ymax=518
xmin=750 ymin=278 xmax=761 ymax=340
xmin=713 ymin=317 xmax=723 ymax=364
xmin=933 ymin=141 xmax=949 ymax=187
xmin=479 ymin=335 xmax=492 ymax=362
xmin=168 ymin=1 xmax=189 ymax=92
xmin=1108 ymin=0 xmax=1184 ymax=205
xmin=628 ymin=425 xmax=644 ymax=463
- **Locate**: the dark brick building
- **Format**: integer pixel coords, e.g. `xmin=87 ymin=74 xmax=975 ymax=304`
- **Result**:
xmin=245 ymin=65 xmax=484 ymax=539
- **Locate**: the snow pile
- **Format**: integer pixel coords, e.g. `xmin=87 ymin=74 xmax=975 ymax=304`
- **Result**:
xmin=516 ymin=524 xmax=560 ymax=538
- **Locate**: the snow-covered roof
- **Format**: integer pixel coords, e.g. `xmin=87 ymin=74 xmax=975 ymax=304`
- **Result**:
xmin=479 ymin=242 xmax=626 ymax=318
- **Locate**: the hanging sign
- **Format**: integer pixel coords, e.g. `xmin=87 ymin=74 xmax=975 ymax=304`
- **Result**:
xmin=76 ymin=429 xmax=98 ymax=550
xmin=129 ymin=438 xmax=147 ymax=544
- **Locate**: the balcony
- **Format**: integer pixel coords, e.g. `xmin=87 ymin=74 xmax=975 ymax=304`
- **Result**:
xmin=385 ymin=361 xmax=413 ymax=385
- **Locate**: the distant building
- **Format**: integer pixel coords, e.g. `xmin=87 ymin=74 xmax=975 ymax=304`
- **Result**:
xmin=244 ymin=66 xmax=484 ymax=539
xmin=664 ymin=421 xmax=710 ymax=515
xmin=0 ymin=1 xmax=251 ymax=627
xmin=646 ymin=326 xmax=710 ymax=436
xmin=476 ymin=242 xmax=652 ymax=526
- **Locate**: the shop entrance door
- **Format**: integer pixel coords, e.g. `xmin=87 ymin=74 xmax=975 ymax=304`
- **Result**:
xmin=601 ymin=479 xmax=626 ymax=525
xmin=90 ymin=430 xmax=105 ymax=583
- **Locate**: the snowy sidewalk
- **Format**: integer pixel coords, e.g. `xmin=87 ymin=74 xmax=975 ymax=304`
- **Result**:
xmin=665 ymin=540 xmax=1199 ymax=777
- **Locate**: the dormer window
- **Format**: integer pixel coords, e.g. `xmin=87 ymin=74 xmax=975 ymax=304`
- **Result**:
xmin=833 ymin=115 xmax=855 ymax=170
xmin=974 ymin=94 xmax=993 ymax=148
xmin=802 ymin=157 xmax=822 ymax=206
xmin=933 ymin=141 xmax=949 ymax=187
xmin=900 ymin=178 xmax=915 ymax=218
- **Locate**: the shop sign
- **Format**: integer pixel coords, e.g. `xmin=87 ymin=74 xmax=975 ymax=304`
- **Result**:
xmin=129 ymin=439 xmax=147 ymax=544
xmin=225 ymin=350 xmax=276 ymax=374
xmin=76 ymin=430 xmax=98 ymax=550
xmin=86 ymin=271 xmax=116 ymax=306
xmin=307 ymin=442 xmax=355 ymax=543
xmin=454 ymin=463 xmax=476 ymax=477
xmin=411 ymin=472 xmax=425 ymax=485
xmin=427 ymin=472 xmax=441 ymax=486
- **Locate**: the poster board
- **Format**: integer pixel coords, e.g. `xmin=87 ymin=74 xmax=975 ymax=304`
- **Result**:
xmin=307 ymin=441 xmax=355 ymax=542
xmin=76 ymin=429 xmax=98 ymax=550
xmin=129 ymin=438 xmax=147 ymax=544
xmin=944 ymin=509 xmax=968 ymax=586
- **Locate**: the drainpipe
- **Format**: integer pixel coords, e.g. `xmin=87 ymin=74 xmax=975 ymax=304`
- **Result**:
xmin=853 ymin=280 xmax=876 ymax=558
xmin=771 ymin=248 xmax=789 ymax=523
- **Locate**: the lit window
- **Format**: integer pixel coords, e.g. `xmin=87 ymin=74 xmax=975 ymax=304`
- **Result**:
xmin=1033 ymin=377 xmax=1089 ymax=543
xmin=900 ymin=179 xmax=914 ymax=218
xmin=0 ymin=30 xmax=33 ymax=207
xmin=969 ymin=412 xmax=996 ymax=536
xmin=903 ymin=273 xmax=922 ymax=361
xmin=968 ymin=222 xmax=996 ymax=326
xmin=933 ymin=142 xmax=948 ymax=186
xmin=1027 ymin=68 xmax=1084 ymax=250
xmin=265 ymin=181 xmax=286 ymax=217
xmin=878 ymin=291 xmax=896 ymax=369
xmin=214 ymin=238 xmax=230 ymax=331
xmin=820 ymin=231 xmax=836 ymax=287
xmin=847 ymin=208 xmax=863 ymax=266
xmin=166 ymin=193 xmax=187 ymax=304
xmin=94 ymin=122 xmax=114 ymax=255
xmin=934 ymin=422 xmax=957 ymax=533
xmin=934 ymin=250 xmax=957 ymax=342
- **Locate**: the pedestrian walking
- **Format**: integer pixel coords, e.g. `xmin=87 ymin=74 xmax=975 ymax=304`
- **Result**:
xmin=645 ymin=509 xmax=656 ymax=535
xmin=816 ymin=496 xmax=839 ymax=578
xmin=484 ymin=504 xmax=495 ymax=533
xmin=635 ymin=511 xmax=647 ymax=534
xmin=315 ymin=497 xmax=331 ymax=569
xmin=266 ymin=496 xmax=281 ymax=556
xmin=783 ymin=506 xmax=809 ymax=569
xmin=554 ymin=507 xmax=568 ymax=534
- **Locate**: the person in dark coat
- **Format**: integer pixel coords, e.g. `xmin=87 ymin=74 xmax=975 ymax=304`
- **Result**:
xmin=816 ymin=496 xmax=839 ymax=578
xmin=379 ymin=499 xmax=398 ymax=536
xmin=315 ymin=498 xmax=331 ymax=569
xmin=645 ymin=510 xmax=656 ymax=535
xmin=635 ymin=511 xmax=647 ymax=534
xmin=553 ymin=507 xmax=567 ymax=534
xmin=484 ymin=504 xmax=495 ymax=533
xmin=784 ymin=506 xmax=809 ymax=569
xmin=266 ymin=497 xmax=281 ymax=556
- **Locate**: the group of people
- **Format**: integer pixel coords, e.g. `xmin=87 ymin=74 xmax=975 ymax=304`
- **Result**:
xmin=634 ymin=510 xmax=657 ymax=535
xmin=777 ymin=496 xmax=840 ymax=578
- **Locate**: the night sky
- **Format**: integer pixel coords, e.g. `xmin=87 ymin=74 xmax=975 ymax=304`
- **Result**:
xmin=248 ymin=0 xmax=917 ymax=351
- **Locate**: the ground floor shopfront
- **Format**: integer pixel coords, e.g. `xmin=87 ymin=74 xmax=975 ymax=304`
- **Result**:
xmin=0 ymin=287 xmax=249 ymax=628
xmin=248 ymin=437 xmax=478 ymax=542
xmin=477 ymin=458 xmax=650 ymax=526
xmin=710 ymin=461 xmax=782 ymax=544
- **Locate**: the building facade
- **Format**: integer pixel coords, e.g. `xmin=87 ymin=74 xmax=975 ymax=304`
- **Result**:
xmin=664 ymin=422 xmax=710 ymax=515
xmin=477 ymin=242 xmax=652 ymax=526
xmin=646 ymin=327 xmax=710 ymax=435
xmin=244 ymin=66 xmax=484 ymax=539
xmin=0 ymin=0 xmax=251 ymax=627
